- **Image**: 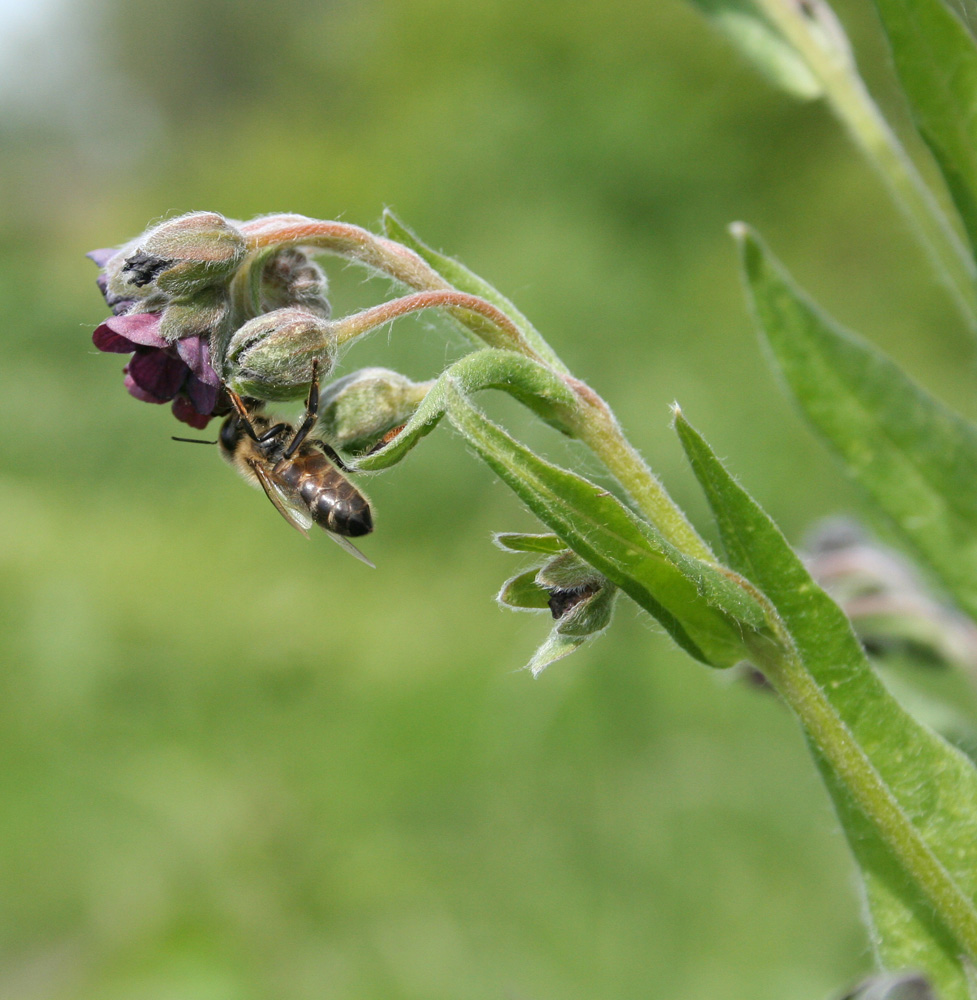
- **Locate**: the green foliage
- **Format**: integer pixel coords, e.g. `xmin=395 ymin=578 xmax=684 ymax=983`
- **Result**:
xmin=13 ymin=0 xmax=977 ymax=996
xmin=686 ymin=0 xmax=824 ymax=98
xmin=871 ymin=0 xmax=977 ymax=258
xmin=736 ymin=225 xmax=977 ymax=622
xmin=676 ymin=411 xmax=977 ymax=999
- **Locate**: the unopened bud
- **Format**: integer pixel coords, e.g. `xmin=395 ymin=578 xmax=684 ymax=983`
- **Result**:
xmin=261 ymin=247 xmax=331 ymax=318
xmin=318 ymin=367 xmax=432 ymax=453
xmin=108 ymin=212 xmax=246 ymax=299
xmin=495 ymin=546 xmax=617 ymax=675
xmin=805 ymin=518 xmax=977 ymax=673
xmin=224 ymin=307 xmax=336 ymax=401
xmin=536 ymin=552 xmax=613 ymax=634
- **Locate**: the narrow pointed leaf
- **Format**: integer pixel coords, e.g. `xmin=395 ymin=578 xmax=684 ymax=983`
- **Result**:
xmin=443 ymin=383 xmax=767 ymax=667
xmin=736 ymin=225 xmax=977 ymax=621
xmin=871 ymin=0 xmax=977 ymax=256
xmin=688 ymin=0 xmax=823 ymax=98
xmin=676 ymin=409 xmax=977 ymax=997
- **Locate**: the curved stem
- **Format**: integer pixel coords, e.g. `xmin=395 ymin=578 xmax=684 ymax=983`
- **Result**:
xmin=241 ymin=218 xmax=454 ymax=293
xmin=241 ymin=216 xmax=713 ymax=557
xmin=564 ymin=379 xmax=716 ymax=562
xmin=332 ymin=290 xmax=543 ymax=358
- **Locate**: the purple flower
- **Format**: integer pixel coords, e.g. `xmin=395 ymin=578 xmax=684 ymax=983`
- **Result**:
xmin=89 ymin=248 xmax=225 ymax=429
xmin=92 ymin=311 xmax=221 ymax=429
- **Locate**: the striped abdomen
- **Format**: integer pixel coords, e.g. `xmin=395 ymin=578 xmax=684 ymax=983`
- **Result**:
xmin=276 ymin=450 xmax=373 ymax=537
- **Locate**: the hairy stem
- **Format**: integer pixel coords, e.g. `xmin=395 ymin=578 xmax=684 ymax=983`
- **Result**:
xmin=332 ymin=290 xmax=542 ymax=357
xmin=750 ymin=631 xmax=977 ymax=962
xmin=755 ymin=0 xmax=977 ymax=332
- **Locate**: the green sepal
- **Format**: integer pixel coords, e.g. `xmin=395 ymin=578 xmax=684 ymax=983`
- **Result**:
xmin=353 ymin=349 xmax=578 ymax=473
xmin=442 ymin=383 xmax=767 ymax=667
xmin=735 ymin=224 xmax=977 ymax=622
xmin=526 ymin=632 xmax=590 ymax=676
xmin=675 ymin=408 xmax=977 ymax=998
xmin=529 ymin=585 xmax=618 ymax=676
xmin=498 ymin=570 xmax=552 ymax=611
xmin=318 ymin=368 xmax=432 ymax=453
xmin=381 ymin=210 xmax=567 ymax=372
xmin=493 ymin=532 xmax=566 ymax=555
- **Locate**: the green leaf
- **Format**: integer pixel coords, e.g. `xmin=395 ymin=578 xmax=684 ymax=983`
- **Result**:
xmin=354 ymin=349 xmax=577 ymax=472
xmin=381 ymin=210 xmax=568 ymax=372
xmin=688 ymin=0 xmax=823 ymax=98
xmin=676 ymin=409 xmax=977 ymax=998
xmin=871 ymin=0 xmax=977 ymax=257
xmin=735 ymin=225 xmax=977 ymax=622
xmin=443 ymin=382 xmax=767 ymax=667
xmin=493 ymin=532 xmax=566 ymax=555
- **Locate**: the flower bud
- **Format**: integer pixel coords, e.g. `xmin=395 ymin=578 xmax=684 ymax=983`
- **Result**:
xmin=535 ymin=552 xmax=613 ymax=632
xmin=318 ymin=368 xmax=432 ymax=453
xmin=224 ymin=306 xmax=336 ymax=401
xmin=261 ymin=247 xmax=331 ymax=318
xmin=495 ymin=545 xmax=617 ymax=675
xmin=108 ymin=212 xmax=246 ymax=299
xmin=804 ymin=518 xmax=977 ymax=673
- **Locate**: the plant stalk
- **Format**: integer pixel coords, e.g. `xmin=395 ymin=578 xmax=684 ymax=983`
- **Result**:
xmin=751 ymin=632 xmax=977 ymax=963
xmin=755 ymin=0 xmax=977 ymax=332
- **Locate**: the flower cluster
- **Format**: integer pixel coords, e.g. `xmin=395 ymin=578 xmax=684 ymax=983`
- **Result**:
xmin=88 ymin=212 xmax=333 ymax=427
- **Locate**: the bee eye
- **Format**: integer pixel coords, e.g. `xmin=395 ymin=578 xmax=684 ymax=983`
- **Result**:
xmin=219 ymin=417 xmax=241 ymax=454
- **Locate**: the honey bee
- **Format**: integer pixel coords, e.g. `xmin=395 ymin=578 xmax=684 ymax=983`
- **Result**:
xmin=177 ymin=361 xmax=374 ymax=565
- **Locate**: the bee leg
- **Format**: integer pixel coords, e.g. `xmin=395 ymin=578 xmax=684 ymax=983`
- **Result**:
xmin=283 ymin=359 xmax=322 ymax=460
xmin=226 ymin=386 xmax=288 ymax=444
xmin=317 ymin=440 xmax=354 ymax=473
xmin=226 ymin=388 xmax=265 ymax=443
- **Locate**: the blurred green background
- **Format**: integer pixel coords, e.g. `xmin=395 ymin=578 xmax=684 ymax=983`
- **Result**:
xmin=1 ymin=1 xmax=974 ymax=997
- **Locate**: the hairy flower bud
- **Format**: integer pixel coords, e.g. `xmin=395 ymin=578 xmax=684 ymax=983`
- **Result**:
xmin=107 ymin=212 xmax=246 ymax=300
xmin=224 ymin=306 xmax=336 ymax=401
xmin=318 ymin=368 xmax=432 ymax=453
xmin=535 ymin=552 xmax=612 ymax=629
xmin=497 ymin=547 xmax=618 ymax=675
xmin=805 ymin=519 xmax=977 ymax=673
xmin=260 ymin=247 xmax=331 ymax=318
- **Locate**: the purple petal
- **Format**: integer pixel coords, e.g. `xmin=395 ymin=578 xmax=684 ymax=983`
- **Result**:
xmin=87 ymin=248 xmax=118 ymax=268
xmin=126 ymin=348 xmax=187 ymax=401
xmin=93 ymin=322 xmax=137 ymax=353
xmin=185 ymin=373 xmax=218 ymax=414
xmin=172 ymin=394 xmax=214 ymax=429
xmin=101 ymin=312 xmax=168 ymax=348
xmin=176 ymin=335 xmax=220 ymax=387
xmin=123 ymin=369 xmax=168 ymax=404
xmin=95 ymin=273 xmax=135 ymax=314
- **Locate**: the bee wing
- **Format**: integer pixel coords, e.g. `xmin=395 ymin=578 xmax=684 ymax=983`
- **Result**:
xmin=249 ymin=460 xmax=375 ymax=566
xmin=248 ymin=460 xmax=313 ymax=536
xmin=326 ymin=533 xmax=376 ymax=569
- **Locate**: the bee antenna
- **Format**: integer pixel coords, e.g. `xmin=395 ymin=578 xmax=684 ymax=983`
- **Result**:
xmin=172 ymin=436 xmax=218 ymax=445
